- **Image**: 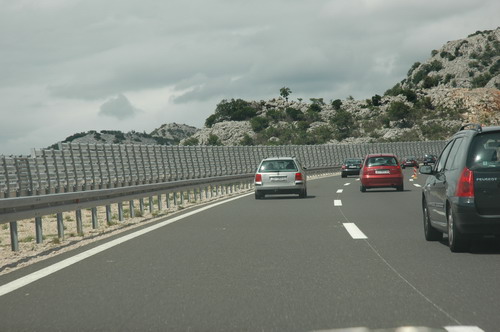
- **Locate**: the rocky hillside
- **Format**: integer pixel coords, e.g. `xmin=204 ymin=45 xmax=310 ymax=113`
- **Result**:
xmin=183 ymin=28 xmax=500 ymax=146
xmin=50 ymin=123 xmax=198 ymax=149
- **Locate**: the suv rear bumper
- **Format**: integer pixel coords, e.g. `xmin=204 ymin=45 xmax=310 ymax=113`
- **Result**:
xmin=453 ymin=201 xmax=500 ymax=235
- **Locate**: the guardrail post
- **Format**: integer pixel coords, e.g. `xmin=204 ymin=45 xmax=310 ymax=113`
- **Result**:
xmin=10 ymin=221 xmax=19 ymax=251
xmin=198 ymin=187 xmax=202 ymax=202
xmin=76 ymin=209 xmax=83 ymax=236
xmin=139 ymin=198 xmax=145 ymax=215
xmin=166 ymin=193 xmax=171 ymax=209
xmin=118 ymin=202 xmax=124 ymax=221
xmin=180 ymin=191 xmax=184 ymax=205
xmin=157 ymin=194 xmax=162 ymax=210
xmin=173 ymin=192 xmax=178 ymax=206
xmin=106 ymin=205 xmax=112 ymax=225
xmin=57 ymin=212 xmax=64 ymax=239
xmin=91 ymin=207 xmax=98 ymax=229
xmin=129 ymin=201 xmax=135 ymax=218
xmin=35 ymin=216 xmax=43 ymax=243
xmin=148 ymin=196 xmax=153 ymax=212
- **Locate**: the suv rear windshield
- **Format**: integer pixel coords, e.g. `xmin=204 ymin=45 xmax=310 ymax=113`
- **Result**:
xmin=468 ymin=132 xmax=500 ymax=171
xmin=366 ymin=156 xmax=398 ymax=167
xmin=345 ymin=159 xmax=362 ymax=165
xmin=259 ymin=160 xmax=298 ymax=172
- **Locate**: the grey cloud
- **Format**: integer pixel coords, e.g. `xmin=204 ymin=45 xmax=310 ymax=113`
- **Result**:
xmin=99 ymin=94 xmax=140 ymax=120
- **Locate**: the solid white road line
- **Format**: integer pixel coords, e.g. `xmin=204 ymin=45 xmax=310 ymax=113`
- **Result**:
xmin=0 ymin=193 xmax=253 ymax=297
xmin=334 ymin=199 xmax=342 ymax=206
xmin=445 ymin=326 xmax=484 ymax=332
xmin=336 ymin=189 xmax=343 ymax=193
xmin=343 ymin=223 xmax=368 ymax=239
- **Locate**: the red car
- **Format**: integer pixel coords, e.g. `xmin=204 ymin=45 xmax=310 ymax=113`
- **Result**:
xmin=401 ymin=156 xmax=419 ymax=169
xmin=360 ymin=153 xmax=404 ymax=192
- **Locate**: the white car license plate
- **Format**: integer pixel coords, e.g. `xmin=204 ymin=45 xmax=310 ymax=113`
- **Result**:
xmin=270 ymin=176 xmax=287 ymax=182
xmin=349 ymin=166 xmax=357 ymax=168
xmin=375 ymin=170 xmax=390 ymax=174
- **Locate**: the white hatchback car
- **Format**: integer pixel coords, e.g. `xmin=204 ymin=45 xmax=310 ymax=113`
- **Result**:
xmin=254 ymin=157 xmax=307 ymax=199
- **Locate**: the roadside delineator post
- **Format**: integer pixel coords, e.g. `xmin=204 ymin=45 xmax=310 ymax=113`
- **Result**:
xmin=412 ymin=166 xmax=418 ymax=179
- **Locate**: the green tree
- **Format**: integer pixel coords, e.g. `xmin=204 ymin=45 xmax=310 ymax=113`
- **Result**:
xmin=330 ymin=109 xmax=355 ymax=141
xmin=239 ymin=134 xmax=254 ymax=146
xmin=182 ymin=137 xmax=199 ymax=146
xmin=280 ymin=87 xmax=292 ymax=101
xmin=250 ymin=117 xmax=269 ymax=132
xmin=387 ymin=101 xmax=413 ymax=127
xmin=371 ymin=94 xmax=382 ymax=106
xmin=204 ymin=99 xmax=257 ymax=127
xmin=207 ymin=134 xmax=222 ymax=146
xmin=285 ymin=107 xmax=304 ymax=121
xmin=331 ymin=99 xmax=343 ymax=110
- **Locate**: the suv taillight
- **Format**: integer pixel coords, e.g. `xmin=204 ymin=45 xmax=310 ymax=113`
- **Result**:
xmin=255 ymin=174 xmax=262 ymax=182
xmin=295 ymin=173 xmax=303 ymax=181
xmin=456 ymin=167 xmax=474 ymax=197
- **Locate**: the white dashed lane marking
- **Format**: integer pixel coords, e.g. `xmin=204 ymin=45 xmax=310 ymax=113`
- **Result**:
xmin=336 ymin=189 xmax=343 ymax=193
xmin=343 ymin=223 xmax=368 ymax=239
xmin=413 ymin=183 xmax=422 ymax=188
xmin=344 ymin=183 xmax=350 ymax=186
xmin=334 ymin=200 xmax=342 ymax=206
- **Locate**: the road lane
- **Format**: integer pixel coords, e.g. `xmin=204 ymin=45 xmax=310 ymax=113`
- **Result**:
xmin=0 ymin=172 xmax=498 ymax=331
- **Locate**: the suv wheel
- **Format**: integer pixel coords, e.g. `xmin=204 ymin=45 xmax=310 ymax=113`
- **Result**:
xmin=360 ymin=185 xmax=366 ymax=192
xmin=447 ymin=209 xmax=469 ymax=252
xmin=299 ymin=188 xmax=307 ymax=198
xmin=255 ymin=191 xmax=264 ymax=199
xmin=397 ymin=184 xmax=404 ymax=191
xmin=423 ymin=200 xmax=442 ymax=241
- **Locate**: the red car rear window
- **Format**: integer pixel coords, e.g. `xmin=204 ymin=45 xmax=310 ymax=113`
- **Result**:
xmin=366 ymin=156 xmax=398 ymax=167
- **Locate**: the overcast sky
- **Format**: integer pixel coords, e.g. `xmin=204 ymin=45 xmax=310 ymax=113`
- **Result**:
xmin=0 ymin=0 xmax=498 ymax=155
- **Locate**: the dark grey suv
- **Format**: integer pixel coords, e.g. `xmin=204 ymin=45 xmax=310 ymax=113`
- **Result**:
xmin=420 ymin=124 xmax=500 ymax=252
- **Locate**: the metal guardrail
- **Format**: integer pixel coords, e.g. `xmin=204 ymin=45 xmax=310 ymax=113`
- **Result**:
xmin=0 ymin=141 xmax=446 ymax=252
xmin=0 ymin=141 xmax=446 ymax=198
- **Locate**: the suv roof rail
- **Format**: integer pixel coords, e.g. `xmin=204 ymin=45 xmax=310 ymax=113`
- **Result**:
xmin=460 ymin=123 xmax=482 ymax=133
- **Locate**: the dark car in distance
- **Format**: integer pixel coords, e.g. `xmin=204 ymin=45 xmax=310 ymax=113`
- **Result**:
xmin=423 ymin=154 xmax=437 ymax=165
xmin=420 ymin=124 xmax=500 ymax=252
xmin=341 ymin=158 xmax=363 ymax=178
xmin=401 ymin=156 xmax=419 ymax=169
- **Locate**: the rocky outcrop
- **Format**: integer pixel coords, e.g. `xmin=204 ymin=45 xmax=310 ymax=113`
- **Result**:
xmin=184 ymin=121 xmax=254 ymax=146
xmin=403 ymin=28 xmax=500 ymax=90
xmin=150 ymin=123 xmax=199 ymax=143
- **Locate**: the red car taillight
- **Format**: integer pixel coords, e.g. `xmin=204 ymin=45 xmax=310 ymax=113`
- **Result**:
xmin=342 ymin=165 xmax=346 ymax=169
xmin=295 ymin=172 xmax=303 ymax=181
xmin=456 ymin=167 xmax=474 ymax=198
xmin=255 ymin=173 xmax=262 ymax=182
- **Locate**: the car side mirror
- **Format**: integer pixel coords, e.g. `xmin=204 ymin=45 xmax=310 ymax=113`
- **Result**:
xmin=419 ymin=165 xmax=433 ymax=175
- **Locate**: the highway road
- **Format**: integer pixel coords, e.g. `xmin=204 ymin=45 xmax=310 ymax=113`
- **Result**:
xmin=1 ymin=169 xmax=499 ymax=331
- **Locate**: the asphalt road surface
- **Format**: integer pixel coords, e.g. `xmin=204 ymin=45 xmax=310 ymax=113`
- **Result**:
xmin=1 ymin=169 xmax=499 ymax=331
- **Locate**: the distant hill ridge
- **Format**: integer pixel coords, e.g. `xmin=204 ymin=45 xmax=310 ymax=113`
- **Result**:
xmin=53 ymin=28 xmax=500 ymax=148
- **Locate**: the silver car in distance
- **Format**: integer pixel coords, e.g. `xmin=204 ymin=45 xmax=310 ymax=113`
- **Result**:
xmin=254 ymin=157 xmax=307 ymax=199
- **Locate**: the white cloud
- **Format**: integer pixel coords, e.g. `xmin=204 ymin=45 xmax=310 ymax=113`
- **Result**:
xmin=99 ymin=94 xmax=141 ymax=120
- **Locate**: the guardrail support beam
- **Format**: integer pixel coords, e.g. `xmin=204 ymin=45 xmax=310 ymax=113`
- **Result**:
xmin=76 ymin=209 xmax=83 ymax=236
xmin=10 ymin=221 xmax=19 ymax=251
xmin=91 ymin=207 xmax=98 ymax=229
xmin=35 ymin=217 xmax=43 ymax=244
xmin=57 ymin=213 xmax=64 ymax=239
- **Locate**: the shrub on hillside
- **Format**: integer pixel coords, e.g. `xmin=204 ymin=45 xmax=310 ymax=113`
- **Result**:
xmin=205 ymin=99 xmax=257 ymax=127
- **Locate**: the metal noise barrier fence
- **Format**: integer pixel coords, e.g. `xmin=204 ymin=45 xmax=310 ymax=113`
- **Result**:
xmin=0 ymin=141 xmax=445 ymax=198
xmin=0 ymin=141 xmax=445 ymax=251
